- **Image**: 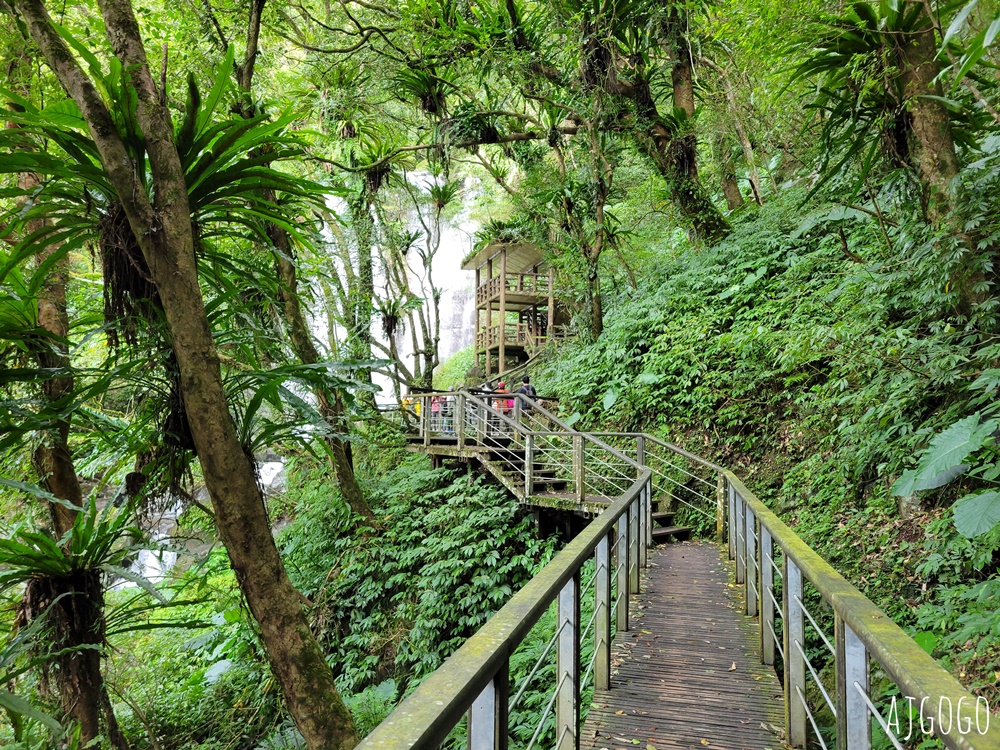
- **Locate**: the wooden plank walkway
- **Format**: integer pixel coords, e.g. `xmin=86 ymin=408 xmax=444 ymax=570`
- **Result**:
xmin=581 ymin=542 xmax=785 ymax=750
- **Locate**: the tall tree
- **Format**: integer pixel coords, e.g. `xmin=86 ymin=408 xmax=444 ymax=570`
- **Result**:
xmin=7 ymin=1 xmax=359 ymax=746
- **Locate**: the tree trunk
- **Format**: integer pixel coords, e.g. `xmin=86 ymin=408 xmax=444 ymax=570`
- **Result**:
xmin=721 ymin=171 xmax=745 ymax=210
xmin=271 ymin=229 xmax=373 ymax=522
xmin=233 ymin=4 xmax=370 ymax=521
xmin=627 ymin=35 xmax=730 ymax=243
xmin=14 ymin=2 xmax=359 ymax=747
xmin=897 ymin=12 xmax=960 ymax=223
xmin=13 ymin=155 xmax=109 ymax=743
xmin=586 ymin=256 xmax=603 ymax=340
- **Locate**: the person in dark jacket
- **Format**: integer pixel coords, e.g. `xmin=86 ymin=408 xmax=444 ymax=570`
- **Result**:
xmin=516 ymin=375 xmax=537 ymax=411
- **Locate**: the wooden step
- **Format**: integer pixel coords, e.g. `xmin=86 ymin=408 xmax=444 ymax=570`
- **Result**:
xmin=651 ymin=511 xmax=675 ymax=525
xmin=531 ymin=478 xmax=568 ymax=492
xmin=651 ymin=526 xmax=693 ymax=542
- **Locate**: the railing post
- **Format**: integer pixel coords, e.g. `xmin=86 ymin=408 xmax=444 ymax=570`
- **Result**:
xmin=616 ymin=514 xmax=629 ymax=632
xmin=728 ymin=482 xmax=736 ymax=560
xmin=468 ymin=660 xmax=509 ymax=750
xmin=836 ymin=615 xmax=870 ymax=750
xmin=524 ymin=434 xmax=534 ymax=498
xmin=716 ymin=473 xmax=725 ymax=543
xmin=573 ymin=435 xmax=585 ymax=502
xmin=760 ymin=526 xmax=776 ymax=666
xmin=735 ymin=491 xmax=746 ymax=584
xmin=629 ymin=496 xmax=639 ymax=594
xmin=745 ymin=505 xmax=758 ymax=617
xmin=639 ymin=482 xmax=648 ymax=569
xmin=456 ymin=394 xmax=466 ymax=450
xmin=556 ymin=574 xmax=580 ymax=750
xmin=422 ymin=396 xmax=430 ymax=448
xmin=595 ymin=531 xmax=612 ymax=691
xmin=784 ymin=557 xmax=808 ymax=748
xmin=513 ymin=395 xmax=522 ymax=426
xmin=636 ymin=434 xmax=646 ymax=467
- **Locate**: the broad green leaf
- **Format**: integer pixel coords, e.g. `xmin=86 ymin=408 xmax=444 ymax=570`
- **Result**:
xmin=953 ymin=490 xmax=1000 ymax=537
xmin=942 ymin=0 xmax=978 ymax=46
xmin=0 ymin=691 xmax=62 ymax=731
xmin=892 ymin=414 xmax=998 ymax=495
xmin=912 ymin=630 xmax=938 ymax=655
xmin=101 ymin=564 xmax=168 ymax=604
xmin=603 ymin=389 xmax=618 ymax=410
xmin=0 ymin=478 xmax=83 ymax=513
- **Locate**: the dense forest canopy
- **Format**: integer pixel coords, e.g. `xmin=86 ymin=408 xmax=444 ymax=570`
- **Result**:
xmin=0 ymin=0 xmax=999 ymax=746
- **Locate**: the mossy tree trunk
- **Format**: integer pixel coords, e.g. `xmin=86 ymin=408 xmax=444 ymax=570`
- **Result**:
xmin=13 ymin=1 xmax=359 ymax=746
xmin=897 ymin=10 xmax=960 ymax=223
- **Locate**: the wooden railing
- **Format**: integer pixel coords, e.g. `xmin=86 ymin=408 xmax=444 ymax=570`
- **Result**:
xmin=476 ymin=272 xmax=553 ymax=306
xmin=375 ymin=392 xmax=1000 ymax=750
xmin=476 ymin=323 xmax=560 ymax=350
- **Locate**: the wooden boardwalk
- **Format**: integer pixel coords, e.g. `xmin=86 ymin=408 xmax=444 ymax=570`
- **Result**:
xmin=581 ymin=542 xmax=785 ymax=750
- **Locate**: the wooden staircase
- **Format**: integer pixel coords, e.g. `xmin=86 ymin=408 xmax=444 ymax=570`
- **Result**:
xmin=402 ymin=391 xmax=698 ymax=542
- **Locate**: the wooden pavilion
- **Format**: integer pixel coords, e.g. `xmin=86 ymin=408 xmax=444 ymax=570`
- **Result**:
xmin=463 ymin=241 xmax=567 ymax=378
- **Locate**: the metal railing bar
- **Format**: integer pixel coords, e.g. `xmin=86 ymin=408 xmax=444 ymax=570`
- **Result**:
xmin=656 ymin=487 xmax=715 ymax=519
xmin=640 ymin=452 xmax=717 ymax=488
xmin=795 ymin=685 xmax=831 ymax=750
xmin=647 ymin=469 xmax=715 ymax=501
xmin=524 ymin=672 xmax=568 ymax=750
xmin=793 ymin=594 xmax=835 ymax=657
xmin=794 ymin=639 xmax=837 ymax=718
xmin=584 ymin=431 xmax=726 ymax=475
xmin=768 ymin=553 xmax=783 ymax=579
xmin=508 ymin=618 xmax=568 ymax=713
xmin=855 ymin=682 xmax=907 ymax=750
xmin=766 ymin=587 xmax=783 ymax=618
xmin=767 ymin=619 xmax=784 ymax=660
xmin=579 ymin=644 xmax=600 ymax=696
xmin=579 ymin=603 xmax=601 ymax=644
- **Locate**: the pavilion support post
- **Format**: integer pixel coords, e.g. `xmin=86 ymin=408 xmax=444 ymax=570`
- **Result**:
xmin=547 ymin=267 xmax=555 ymax=338
xmin=456 ymin=393 xmax=466 ymax=450
xmin=486 ymin=258 xmax=493 ymax=379
xmin=498 ymin=250 xmax=507 ymax=376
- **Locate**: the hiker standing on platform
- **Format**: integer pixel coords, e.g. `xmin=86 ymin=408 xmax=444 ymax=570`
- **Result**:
xmin=516 ymin=375 xmax=537 ymax=412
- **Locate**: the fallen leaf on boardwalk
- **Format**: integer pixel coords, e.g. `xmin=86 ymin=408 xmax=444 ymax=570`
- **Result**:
xmin=647 ymin=745 xmax=657 ymax=750
xmin=728 ymin=662 xmax=737 ymax=671
xmin=615 ymin=711 xmax=626 ymax=715
xmin=700 ymin=740 xmax=710 ymax=745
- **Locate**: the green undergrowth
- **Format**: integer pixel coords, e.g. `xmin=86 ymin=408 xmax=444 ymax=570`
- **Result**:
xmin=536 ymin=173 xmax=1000 ymax=701
xmin=99 ymin=454 xmax=560 ymax=749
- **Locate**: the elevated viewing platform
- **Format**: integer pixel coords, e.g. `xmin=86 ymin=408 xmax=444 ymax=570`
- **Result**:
xmin=463 ymin=241 xmax=568 ymax=378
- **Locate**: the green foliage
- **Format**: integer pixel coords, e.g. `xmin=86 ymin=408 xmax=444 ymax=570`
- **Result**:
xmin=434 ymin=345 xmax=475 ymax=388
xmin=279 ymin=455 xmax=557 ymax=692
xmin=536 ymin=149 xmax=1000 ymax=695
